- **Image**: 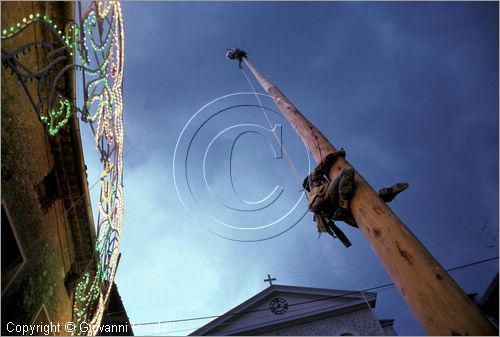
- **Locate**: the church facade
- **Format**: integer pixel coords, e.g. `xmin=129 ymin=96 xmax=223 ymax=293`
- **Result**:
xmin=191 ymin=285 xmax=396 ymax=336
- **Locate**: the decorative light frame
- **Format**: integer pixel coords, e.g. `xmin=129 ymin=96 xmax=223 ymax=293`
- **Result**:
xmin=1 ymin=1 xmax=125 ymax=335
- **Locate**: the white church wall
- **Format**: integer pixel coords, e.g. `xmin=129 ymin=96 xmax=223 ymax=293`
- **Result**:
xmin=260 ymin=308 xmax=387 ymax=336
xmin=210 ymin=291 xmax=373 ymax=335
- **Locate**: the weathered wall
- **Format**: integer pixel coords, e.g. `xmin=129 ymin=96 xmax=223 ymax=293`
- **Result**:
xmin=1 ymin=2 xmax=89 ymax=334
xmin=260 ymin=309 xmax=388 ymax=336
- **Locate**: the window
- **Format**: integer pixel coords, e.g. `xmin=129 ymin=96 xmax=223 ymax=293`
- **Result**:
xmin=35 ymin=169 xmax=60 ymax=213
xmin=1 ymin=204 xmax=25 ymax=294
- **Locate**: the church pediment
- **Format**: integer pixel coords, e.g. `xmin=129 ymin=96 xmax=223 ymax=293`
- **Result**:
xmin=190 ymin=285 xmax=377 ymax=336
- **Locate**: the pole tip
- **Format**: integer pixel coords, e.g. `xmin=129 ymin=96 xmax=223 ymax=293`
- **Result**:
xmin=226 ymin=48 xmax=247 ymax=61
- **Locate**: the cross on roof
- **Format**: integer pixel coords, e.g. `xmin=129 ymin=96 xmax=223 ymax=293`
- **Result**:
xmin=264 ymin=274 xmax=276 ymax=286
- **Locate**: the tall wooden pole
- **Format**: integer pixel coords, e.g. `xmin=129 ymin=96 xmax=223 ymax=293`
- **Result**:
xmin=233 ymin=51 xmax=497 ymax=336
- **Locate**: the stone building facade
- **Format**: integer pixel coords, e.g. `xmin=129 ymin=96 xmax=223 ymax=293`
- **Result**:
xmin=1 ymin=2 xmax=117 ymax=335
xmin=191 ymin=284 xmax=396 ymax=336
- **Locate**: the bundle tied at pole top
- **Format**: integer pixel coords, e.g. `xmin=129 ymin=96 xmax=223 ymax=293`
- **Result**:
xmin=226 ymin=48 xmax=247 ymax=67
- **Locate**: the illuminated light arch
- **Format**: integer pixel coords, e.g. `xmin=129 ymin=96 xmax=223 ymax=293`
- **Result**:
xmin=2 ymin=1 xmax=125 ymax=335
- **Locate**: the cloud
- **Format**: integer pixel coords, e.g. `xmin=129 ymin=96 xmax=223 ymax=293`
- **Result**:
xmin=81 ymin=2 xmax=500 ymax=335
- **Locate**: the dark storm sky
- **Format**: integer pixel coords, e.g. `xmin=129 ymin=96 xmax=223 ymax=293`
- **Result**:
xmin=80 ymin=2 xmax=499 ymax=335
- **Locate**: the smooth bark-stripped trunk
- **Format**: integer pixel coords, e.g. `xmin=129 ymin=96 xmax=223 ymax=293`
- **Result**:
xmin=241 ymin=56 xmax=497 ymax=336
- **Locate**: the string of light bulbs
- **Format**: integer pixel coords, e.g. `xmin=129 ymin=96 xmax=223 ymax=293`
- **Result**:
xmin=1 ymin=1 xmax=125 ymax=335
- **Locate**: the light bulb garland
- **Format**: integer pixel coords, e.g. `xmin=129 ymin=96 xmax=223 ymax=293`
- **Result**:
xmin=2 ymin=1 xmax=125 ymax=335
